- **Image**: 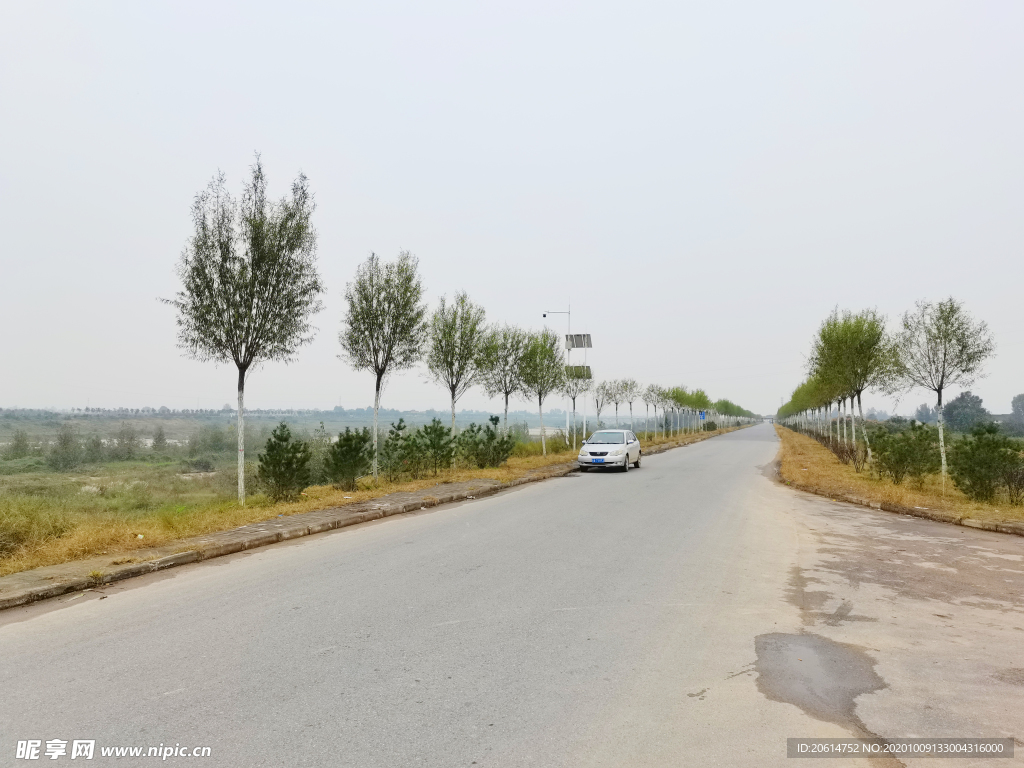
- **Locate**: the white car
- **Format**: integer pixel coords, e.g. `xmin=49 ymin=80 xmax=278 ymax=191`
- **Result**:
xmin=578 ymin=429 xmax=642 ymax=472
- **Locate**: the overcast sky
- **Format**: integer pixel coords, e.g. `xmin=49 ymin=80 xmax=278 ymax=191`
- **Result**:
xmin=1 ymin=1 xmax=1021 ymax=417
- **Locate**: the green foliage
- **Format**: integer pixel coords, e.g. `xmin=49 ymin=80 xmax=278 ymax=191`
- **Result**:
xmin=457 ymin=416 xmax=515 ymax=468
xmin=418 ymin=419 xmax=454 ymax=475
xmin=152 ymin=425 xmax=168 ymax=452
xmin=83 ymin=435 xmax=105 ymax=464
xmin=705 ymin=421 xmax=718 ymax=432
xmin=943 ymin=391 xmax=989 ymax=433
xmin=379 ymin=419 xmax=423 ymax=482
xmin=325 ymin=427 xmax=372 ymax=491
xmin=47 ymin=424 xmax=82 ymax=471
xmin=188 ymin=425 xmax=230 ymax=456
xmin=110 ymin=422 xmax=140 ymax=461
xmin=5 ymin=429 xmax=31 ymax=460
xmin=305 ymin=421 xmax=332 ymax=485
xmin=426 ymin=292 xmax=488 ymax=418
xmin=870 ymin=422 xmax=941 ymax=485
xmin=949 ymin=424 xmax=1023 ymax=503
xmin=257 ymin=423 xmax=312 ymax=501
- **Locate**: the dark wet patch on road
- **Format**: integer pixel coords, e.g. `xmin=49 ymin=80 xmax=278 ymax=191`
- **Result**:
xmin=754 ymin=633 xmax=904 ymax=766
xmin=755 ymin=633 xmax=885 ymax=733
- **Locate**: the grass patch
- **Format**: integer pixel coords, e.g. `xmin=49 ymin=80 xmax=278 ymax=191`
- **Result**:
xmin=774 ymin=425 xmax=1024 ymax=524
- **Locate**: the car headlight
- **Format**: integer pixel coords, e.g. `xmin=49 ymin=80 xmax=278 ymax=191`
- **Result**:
xmin=579 ymin=451 xmax=588 ymax=456
xmin=611 ymin=448 xmax=625 ymax=456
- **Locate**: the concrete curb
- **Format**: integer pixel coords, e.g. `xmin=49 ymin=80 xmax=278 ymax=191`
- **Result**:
xmin=0 ymin=426 xmax=743 ymax=612
xmin=777 ymin=473 xmax=1024 ymax=539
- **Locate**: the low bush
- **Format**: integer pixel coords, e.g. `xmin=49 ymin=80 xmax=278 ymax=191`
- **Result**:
xmin=420 ymin=419 xmax=455 ymax=475
xmin=257 ymin=423 xmax=311 ymax=501
xmin=457 ymin=416 xmax=516 ymax=469
xmin=47 ymin=424 xmax=82 ymax=471
xmin=949 ymin=424 xmax=1023 ymax=503
xmin=870 ymin=423 xmax=940 ymax=486
xmin=325 ymin=427 xmax=372 ymax=490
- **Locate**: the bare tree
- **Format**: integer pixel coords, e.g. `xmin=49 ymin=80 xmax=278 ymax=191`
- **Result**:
xmin=608 ymin=380 xmax=624 ymax=426
xmin=593 ymin=381 xmax=610 ymax=427
xmin=562 ymin=367 xmax=593 ymax=450
xmin=339 ymin=251 xmax=428 ymax=479
xmin=520 ymin=329 xmax=566 ymax=456
xmin=619 ymin=379 xmax=641 ymax=430
xmin=165 ymin=157 xmax=322 ymax=504
xmin=426 ymin=291 xmax=487 ymax=433
xmin=479 ymin=324 xmax=528 ymax=434
xmin=889 ymin=298 xmax=995 ymax=484
xmin=642 ymin=384 xmax=661 ymax=437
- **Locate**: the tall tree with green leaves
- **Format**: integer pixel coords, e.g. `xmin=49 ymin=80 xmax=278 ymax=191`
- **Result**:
xmin=642 ymin=384 xmax=661 ymax=437
xmin=339 ymin=251 xmax=428 ymax=480
xmin=520 ymin=329 xmax=566 ymax=456
xmin=593 ymin=381 xmax=610 ymax=428
xmin=888 ymin=297 xmax=995 ymax=485
xmin=479 ymin=325 xmax=528 ymax=433
xmin=426 ymin=291 xmax=488 ymax=434
xmin=166 ymin=157 xmax=322 ymax=504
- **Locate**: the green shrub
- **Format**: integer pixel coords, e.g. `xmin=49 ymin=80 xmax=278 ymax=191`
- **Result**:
xmin=379 ymin=419 xmax=427 ymax=481
xmin=152 ymin=426 xmax=168 ymax=452
xmin=871 ymin=422 xmax=940 ymax=486
xmin=325 ymin=427 xmax=372 ymax=490
xmin=257 ymin=423 xmax=311 ymax=501
xmin=110 ymin=422 xmax=140 ymax=461
xmin=47 ymin=424 xmax=82 ymax=471
xmin=305 ymin=422 xmax=332 ymax=485
xmin=83 ymin=435 xmax=106 ymax=463
xmin=419 ymin=419 xmax=454 ymax=475
xmin=705 ymin=421 xmax=718 ymax=432
xmin=457 ymin=416 xmax=515 ymax=468
xmin=950 ymin=424 xmax=1023 ymax=503
xmin=4 ymin=429 xmax=31 ymax=460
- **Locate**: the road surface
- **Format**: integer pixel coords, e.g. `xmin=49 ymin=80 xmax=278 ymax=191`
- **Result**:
xmin=2 ymin=424 xmax=1022 ymax=766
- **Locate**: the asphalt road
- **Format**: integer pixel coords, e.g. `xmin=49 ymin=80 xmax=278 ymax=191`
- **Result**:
xmin=2 ymin=424 xmax=1022 ymax=767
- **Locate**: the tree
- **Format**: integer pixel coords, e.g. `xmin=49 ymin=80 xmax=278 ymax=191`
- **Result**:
xmin=619 ymin=379 xmax=641 ymax=430
xmin=593 ymin=382 xmax=610 ymax=428
xmin=943 ymin=391 xmax=990 ymax=433
xmin=608 ymin=380 xmax=624 ymax=426
xmin=152 ymin=426 xmax=168 ymax=452
xmin=889 ymin=298 xmax=995 ymax=485
xmin=520 ymin=329 xmax=566 ymax=456
xmin=111 ymin=422 xmax=140 ymax=461
xmin=6 ymin=429 xmax=30 ymax=459
xmin=165 ymin=157 xmax=322 ymax=504
xmin=913 ymin=404 xmax=937 ymax=424
xmin=642 ymin=385 xmax=661 ymax=437
xmin=47 ymin=424 xmax=81 ymax=471
xmin=561 ymin=368 xmax=592 ymax=449
xmin=426 ymin=292 xmax=487 ymax=434
xmin=419 ymin=418 xmax=455 ymax=475
xmin=325 ymin=427 xmax=372 ymax=491
xmin=339 ymin=251 xmax=428 ymax=480
xmin=257 ymin=422 xmax=311 ymax=501
xmin=479 ymin=325 xmax=528 ymax=434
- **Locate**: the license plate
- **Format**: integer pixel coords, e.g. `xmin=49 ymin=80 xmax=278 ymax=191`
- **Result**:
xmin=592 ymin=458 xmax=604 ymax=463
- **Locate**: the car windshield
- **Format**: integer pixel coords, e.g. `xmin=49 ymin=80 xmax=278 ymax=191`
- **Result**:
xmin=587 ymin=431 xmax=625 ymax=444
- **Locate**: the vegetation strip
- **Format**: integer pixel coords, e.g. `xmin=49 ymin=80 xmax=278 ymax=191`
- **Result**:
xmin=774 ymin=426 xmax=1024 ymax=538
xmin=0 ymin=428 xmax=740 ymax=612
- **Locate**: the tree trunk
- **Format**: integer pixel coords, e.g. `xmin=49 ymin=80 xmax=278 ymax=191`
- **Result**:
xmin=373 ymin=374 xmax=383 ymax=480
xmin=503 ymin=392 xmax=509 ymax=435
xmin=850 ymin=396 xmax=857 ymax=461
xmin=936 ymin=389 xmax=947 ymax=489
xmin=857 ymin=393 xmax=872 ymax=461
xmin=615 ymin=403 xmax=619 ymax=427
xmin=538 ymin=396 xmax=546 ymax=456
xmin=236 ymin=365 xmax=246 ymax=505
xmin=841 ymin=398 xmax=848 ymax=445
xmin=629 ymin=403 xmax=634 ymax=430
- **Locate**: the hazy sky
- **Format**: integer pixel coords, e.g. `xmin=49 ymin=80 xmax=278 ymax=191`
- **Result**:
xmin=1 ymin=2 xmax=1021 ymax=417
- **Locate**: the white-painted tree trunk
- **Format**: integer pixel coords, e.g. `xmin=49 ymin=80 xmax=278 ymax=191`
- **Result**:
xmin=373 ymin=383 xmax=381 ymax=480
xmin=857 ymin=393 xmax=872 ymax=461
xmin=538 ymin=397 xmax=547 ymax=456
xmin=936 ymin=390 xmax=947 ymax=491
xmin=237 ymin=375 xmax=245 ymax=505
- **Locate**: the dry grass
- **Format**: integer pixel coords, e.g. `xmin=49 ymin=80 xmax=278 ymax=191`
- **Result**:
xmin=0 ymin=428 xmax=738 ymax=577
xmin=774 ymin=425 xmax=1024 ymax=524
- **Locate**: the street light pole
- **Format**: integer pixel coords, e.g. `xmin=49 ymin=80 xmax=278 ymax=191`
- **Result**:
xmin=542 ymin=308 xmax=571 ymax=442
